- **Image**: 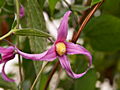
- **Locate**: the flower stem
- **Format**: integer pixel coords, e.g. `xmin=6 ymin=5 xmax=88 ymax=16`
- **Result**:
xmin=15 ymin=0 xmax=23 ymax=84
xmin=15 ymin=0 xmax=20 ymax=28
xmin=0 ymin=30 xmax=13 ymax=41
xmin=44 ymin=61 xmax=60 ymax=90
xmin=72 ymin=0 xmax=105 ymax=43
xmin=30 ymin=62 xmax=48 ymax=90
xmin=18 ymin=54 xmax=23 ymax=81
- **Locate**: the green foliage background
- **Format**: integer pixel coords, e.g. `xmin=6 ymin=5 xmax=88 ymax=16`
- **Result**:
xmin=0 ymin=0 xmax=120 ymax=90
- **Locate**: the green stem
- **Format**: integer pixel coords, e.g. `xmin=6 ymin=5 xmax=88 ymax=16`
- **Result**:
xmin=0 ymin=30 xmax=13 ymax=40
xmin=15 ymin=0 xmax=20 ymax=28
xmin=15 ymin=0 xmax=23 ymax=84
xmin=30 ymin=62 xmax=48 ymax=90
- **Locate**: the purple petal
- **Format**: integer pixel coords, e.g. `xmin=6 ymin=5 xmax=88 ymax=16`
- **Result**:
xmin=0 ymin=46 xmax=14 ymax=54
xmin=0 ymin=46 xmax=15 ymax=64
xmin=16 ymin=46 xmax=57 ymax=61
xmin=0 ymin=47 xmax=6 ymax=53
xmin=20 ymin=5 xmax=25 ymax=18
xmin=1 ymin=62 xmax=15 ymax=82
xmin=56 ymin=11 xmax=72 ymax=42
xmin=66 ymin=42 xmax=92 ymax=66
xmin=1 ymin=54 xmax=15 ymax=64
xmin=58 ymin=55 xmax=89 ymax=78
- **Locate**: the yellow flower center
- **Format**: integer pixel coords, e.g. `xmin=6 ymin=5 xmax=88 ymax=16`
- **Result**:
xmin=56 ymin=42 xmax=66 ymax=56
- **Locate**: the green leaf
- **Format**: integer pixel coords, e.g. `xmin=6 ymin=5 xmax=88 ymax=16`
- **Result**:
xmin=49 ymin=0 xmax=59 ymax=15
xmin=14 ymin=28 xmax=51 ymax=37
xmin=101 ymin=0 xmax=120 ymax=18
xmin=0 ymin=76 xmax=17 ymax=90
xmin=58 ymin=54 xmax=97 ymax=90
xmin=74 ymin=69 xmax=97 ymax=90
xmin=84 ymin=14 xmax=120 ymax=51
xmin=0 ymin=0 xmax=4 ymax=8
xmin=0 ymin=0 xmax=15 ymax=15
xmin=71 ymin=5 xmax=90 ymax=12
xmin=75 ymin=0 xmax=82 ymax=4
xmin=20 ymin=0 xmax=48 ymax=89
xmin=38 ymin=0 xmax=46 ymax=9
xmin=91 ymin=0 xmax=102 ymax=6
xmin=54 ymin=8 xmax=69 ymax=19
xmin=21 ymin=38 xmax=36 ymax=89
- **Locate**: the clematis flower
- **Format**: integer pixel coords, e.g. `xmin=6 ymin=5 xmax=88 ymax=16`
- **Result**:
xmin=0 ymin=46 xmax=15 ymax=82
xmin=16 ymin=11 xmax=92 ymax=78
xmin=19 ymin=5 xmax=25 ymax=18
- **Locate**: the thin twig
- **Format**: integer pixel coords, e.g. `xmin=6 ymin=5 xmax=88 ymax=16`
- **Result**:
xmin=3 ymin=39 xmax=15 ymax=46
xmin=44 ymin=61 xmax=60 ymax=90
xmin=15 ymin=0 xmax=20 ymax=28
xmin=48 ymin=38 xmax=54 ymax=43
xmin=18 ymin=54 xmax=23 ymax=81
xmin=0 ymin=30 xmax=13 ymax=41
xmin=72 ymin=0 xmax=92 ymax=41
xmin=72 ymin=0 xmax=104 ymax=43
xmin=15 ymin=0 xmax=23 ymax=83
xmin=63 ymin=0 xmax=71 ymax=10
xmin=30 ymin=62 xmax=48 ymax=90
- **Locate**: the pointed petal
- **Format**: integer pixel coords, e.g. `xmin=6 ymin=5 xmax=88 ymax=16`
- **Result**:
xmin=58 ymin=55 xmax=89 ymax=78
xmin=16 ymin=46 xmax=57 ymax=61
xmin=56 ymin=11 xmax=72 ymax=42
xmin=1 ymin=62 xmax=15 ymax=82
xmin=66 ymin=42 xmax=92 ymax=65
xmin=0 ymin=46 xmax=14 ymax=54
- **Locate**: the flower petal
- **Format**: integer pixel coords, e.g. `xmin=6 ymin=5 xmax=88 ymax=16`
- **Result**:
xmin=58 ymin=55 xmax=89 ymax=78
xmin=1 ymin=62 xmax=15 ymax=82
xmin=0 ymin=46 xmax=14 ymax=54
xmin=56 ymin=11 xmax=72 ymax=42
xmin=16 ymin=46 xmax=57 ymax=61
xmin=20 ymin=5 xmax=25 ymax=18
xmin=0 ymin=46 xmax=15 ymax=64
xmin=66 ymin=42 xmax=92 ymax=65
xmin=0 ymin=54 xmax=15 ymax=64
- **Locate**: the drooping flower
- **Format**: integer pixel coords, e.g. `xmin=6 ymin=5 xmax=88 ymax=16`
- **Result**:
xmin=0 ymin=46 xmax=15 ymax=82
xmin=16 ymin=11 xmax=92 ymax=78
xmin=19 ymin=5 xmax=25 ymax=18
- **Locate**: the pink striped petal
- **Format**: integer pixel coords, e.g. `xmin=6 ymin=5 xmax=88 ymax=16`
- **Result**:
xmin=58 ymin=55 xmax=89 ymax=78
xmin=16 ymin=46 xmax=57 ymax=61
xmin=0 ymin=46 xmax=15 ymax=64
xmin=1 ymin=62 xmax=15 ymax=82
xmin=0 ymin=47 xmax=6 ymax=53
xmin=0 ymin=46 xmax=14 ymax=54
xmin=66 ymin=42 xmax=92 ymax=66
xmin=56 ymin=11 xmax=72 ymax=42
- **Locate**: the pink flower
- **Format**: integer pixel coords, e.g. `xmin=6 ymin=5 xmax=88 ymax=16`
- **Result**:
xmin=20 ymin=5 xmax=25 ymax=18
xmin=0 ymin=46 xmax=15 ymax=82
xmin=16 ymin=11 xmax=92 ymax=78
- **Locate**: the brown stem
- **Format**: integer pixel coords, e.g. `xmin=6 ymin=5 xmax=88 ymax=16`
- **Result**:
xmin=18 ymin=54 xmax=23 ymax=82
xmin=72 ymin=0 xmax=92 ymax=41
xmin=72 ymin=0 xmax=104 ymax=43
xmin=78 ymin=0 xmax=92 ymax=25
xmin=44 ymin=61 xmax=60 ymax=90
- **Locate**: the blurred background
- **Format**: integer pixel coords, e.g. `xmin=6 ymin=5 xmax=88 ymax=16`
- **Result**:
xmin=0 ymin=0 xmax=120 ymax=90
